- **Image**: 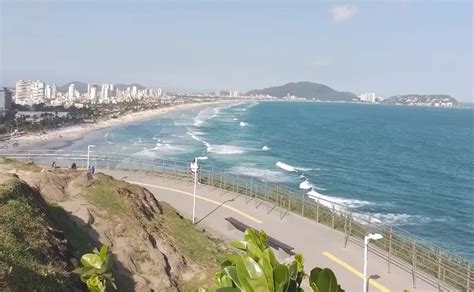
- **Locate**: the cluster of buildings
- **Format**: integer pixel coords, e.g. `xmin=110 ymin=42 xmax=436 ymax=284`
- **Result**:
xmin=11 ymin=80 xmax=166 ymax=107
xmin=358 ymin=92 xmax=383 ymax=103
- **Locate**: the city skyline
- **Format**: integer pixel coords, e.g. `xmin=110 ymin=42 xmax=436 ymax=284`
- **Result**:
xmin=1 ymin=1 xmax=473 ymax=101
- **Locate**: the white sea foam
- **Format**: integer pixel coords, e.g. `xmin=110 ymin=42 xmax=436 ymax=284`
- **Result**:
xmin=209 ymin=145 xmax=245 ymax=155
xmin=240 ymin=122 xmax=248 ymax=127
xmin=197 ymin=156 xmax=208 ymax=160
xmin=276 ymin=161 xmax=312 ymax=172
xmin=307 ymin=189 xmax=371 ymax=210
xmin=230 ymin=166 xmax=292 ymax=182
xmin=129 ymin=138 xmax=143 ymax=145
xmin=193 ymin=107 xmax=220 ymax=127
xmin=104 ymin=133 xmax=114 ymax=145
xmin=276 ymin=161 xmax=296 ymax=172
xmin=187 ymin=130 xmax=245 ymax=155
xmin=262 ymin=145 xmax=270 ymax=151
xmin=356 ymin=213 xmax=453 ymax=226
xmin=299 ymin=180 xmax=313 ymax=190
xmin=233 ymin=118 xmax=238 ymax=121
xmin=187 ymin=130 xmax=212 ymax=151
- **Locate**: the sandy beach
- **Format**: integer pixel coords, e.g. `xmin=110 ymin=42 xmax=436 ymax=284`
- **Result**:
xmin=0 ymin=101 xmax=229 ymax=151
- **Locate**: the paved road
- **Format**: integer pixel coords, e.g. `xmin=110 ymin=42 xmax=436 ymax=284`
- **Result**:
xmin=106 ymin=169 xmax=439 ymax=291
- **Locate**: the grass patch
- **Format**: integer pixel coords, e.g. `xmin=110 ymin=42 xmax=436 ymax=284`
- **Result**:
xmin=0 ymin=156 xmax=42 ymax=172
xmin=0 ymin=178 xmax=75 ymax=291
xmin=80 ymin=173 xmax=129 ymax=216
xmin=159 ymin=202 xmax=231 ymax=291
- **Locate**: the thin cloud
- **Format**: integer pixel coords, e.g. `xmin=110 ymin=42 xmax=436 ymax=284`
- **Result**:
xmin=329 ymin=5 xmax=358 ymax=24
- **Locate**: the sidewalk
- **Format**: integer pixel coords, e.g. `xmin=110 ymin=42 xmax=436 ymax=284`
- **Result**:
xmin=103 ymin=169 xmax=439 ymax=292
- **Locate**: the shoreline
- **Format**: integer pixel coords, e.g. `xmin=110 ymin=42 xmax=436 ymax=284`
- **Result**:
xmin=0 ymin=101 xmax=232 ymax=151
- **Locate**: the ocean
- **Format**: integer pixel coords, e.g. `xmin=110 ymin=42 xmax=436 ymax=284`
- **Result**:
xmin=64 ymin=101 xmax=474 ymax=259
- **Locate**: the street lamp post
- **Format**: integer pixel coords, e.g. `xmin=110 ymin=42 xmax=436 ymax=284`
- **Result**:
xmin=190 ymin=158 xmax=199 ymax=224
xmin=363 ymin=233 xmax=383 ymax=292
xmin=87 ymin=145 xmax=96 ymax=170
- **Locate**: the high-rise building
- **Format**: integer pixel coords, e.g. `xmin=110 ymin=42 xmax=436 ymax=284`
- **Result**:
xmin=89 ymin=85 xmax=98 ymax=102
xmin=68 ymin=84 xmax=75 ymax=100
xmin=0 ymin=88 xmax=12 ymax=110
xmin=15 ymin=80 xmax=45 ymax=105
xmin=131 ymin=86 xmax=138 ymax=98
xmin=101 ymin=84 xmax=110 ymax=99
xmin=51 ymin=84 xmax=57 ymax=99
xmin=45 ymin=85 xmax=52 ymax=99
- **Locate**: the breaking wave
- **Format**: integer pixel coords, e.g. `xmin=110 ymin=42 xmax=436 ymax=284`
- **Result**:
xmin=230 ymin=166 xmax=293 ymax=182
xmin=307 ymin=189 xmax=371 ymax=210
xmin=276 ymin=161 xmax=311 ymax=172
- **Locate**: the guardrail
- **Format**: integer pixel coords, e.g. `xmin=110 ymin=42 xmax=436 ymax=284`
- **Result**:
xmin=1 ymin=150 xmax=472 ymax=291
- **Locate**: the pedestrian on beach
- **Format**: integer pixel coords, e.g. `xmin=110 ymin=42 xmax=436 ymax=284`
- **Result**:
xmin=71 ymin=163 xmax=77 ymax=170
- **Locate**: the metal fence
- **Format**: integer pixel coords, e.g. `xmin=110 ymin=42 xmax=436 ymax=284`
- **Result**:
xmin=1 ymin=149 xmax=472 ymax=291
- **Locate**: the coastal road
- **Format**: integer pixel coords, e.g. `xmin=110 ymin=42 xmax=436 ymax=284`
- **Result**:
xmin=102 ymin=169 xmax=440 ymax=292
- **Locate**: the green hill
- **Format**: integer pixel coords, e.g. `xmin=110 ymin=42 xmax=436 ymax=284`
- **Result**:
xmin=246 ymin=81 xmax=358 ymax=101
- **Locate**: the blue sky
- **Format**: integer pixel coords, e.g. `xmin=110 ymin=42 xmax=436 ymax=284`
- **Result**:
xmin=1 ymin=0 xmax=472 ymax=101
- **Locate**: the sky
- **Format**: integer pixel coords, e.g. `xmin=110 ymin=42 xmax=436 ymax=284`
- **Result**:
xmin=1 ymin=0 xmax=473 ymax=101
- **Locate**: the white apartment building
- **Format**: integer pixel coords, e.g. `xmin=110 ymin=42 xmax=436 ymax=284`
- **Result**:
xmin=89 ymin=85 xmax=98 ymax=102
xmin=359 ymin=92 xmax=377 ymax=103
xmin=15 ymin=80 xmax=45 ymax=105
xmin=68 ymin=84 xmax=75 ymax=100
xmin=131 ymin=86 xmax=138 ymax=98
xmin=51 ymin=84 xmax=57 ymax=100
xmin=229 ymin=90 xmax=239 ymax=98
xmin=45 ymin=85 xmax=52 ymax=99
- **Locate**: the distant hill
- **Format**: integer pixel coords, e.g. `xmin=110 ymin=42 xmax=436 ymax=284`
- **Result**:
xmin=58 ymin=81 xmax=88 ymax=92
xmin=59 ymin=82 xmax=147 ymax=92
xmin=246 ymin=81 xmax=358 ymax=101
xmin=114 ymin=83 xmax=147 ymax=91
xmin=382 ymin=94 xmax=458 ymax=107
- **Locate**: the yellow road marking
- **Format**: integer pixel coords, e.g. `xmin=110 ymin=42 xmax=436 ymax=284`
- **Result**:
xmin=126 ymin=180 xmax=263 ymax=224
xmin=323 ymin=252 xmax=390 ymax=292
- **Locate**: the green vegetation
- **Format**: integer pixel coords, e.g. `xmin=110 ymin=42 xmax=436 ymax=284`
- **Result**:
xmin=161 ymin=202 xmax=230 ymax=291
xmin=0 ymin=178 xmax=77 ymax=291
xmin=0 ymin=156 xmax=42 ymax=172
xmin=198 ymin=229 xmax=344 ymax=292
xmin=73 ymin=244 xmax=116 ymax=292
xmin=81 ymin=173 xmax=132 ymax=216
xmin=80 ymin=173 xmax=231 ymax=291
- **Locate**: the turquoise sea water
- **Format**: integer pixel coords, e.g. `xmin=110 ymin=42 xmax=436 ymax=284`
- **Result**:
xmin=65 ymin=102 xmax=474 ymax=258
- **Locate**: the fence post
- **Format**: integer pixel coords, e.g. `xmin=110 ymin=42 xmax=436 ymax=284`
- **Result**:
xmin=301 ymin=193 xmax=305 ymax=216
xmin=344 ymin=213 xmax=352 ymax=248
xmin=331 ymin=204 xmax=335 ymax=229
xmin=467 ymin=262 xmax=470 ymax=292
xmin=264 ymin=181 xmax=267 ymax=200
xmin=437 ymin=250 xmax=441 ymax=291
xmin=388 ymin=226 xmax=393 ymax=274
xmin=412 ymin=236 xmax=416 ymax=288
xmin=250 ymin=177 xmax=253 ymax=197
xmin=288 ymin=193 xmax=291 ymax=213
xmin=162 ymin=160 xmax=165 ymax=182
xmin=316 ymin=198 xmax=320 ymax=222
xmin=174 ymin=161 xmax=177 ymax=180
